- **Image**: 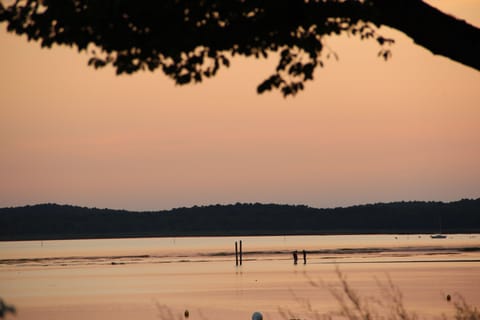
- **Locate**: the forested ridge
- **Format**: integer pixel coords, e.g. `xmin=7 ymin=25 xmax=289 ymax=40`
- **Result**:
xmin=1 ymin=199 xmax=479 ymax=240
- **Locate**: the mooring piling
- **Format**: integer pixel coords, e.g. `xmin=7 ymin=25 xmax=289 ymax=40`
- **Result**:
xmin=235 ymin=241 xmax=239 ymax=266
xmin=235 ymin=240 xmax=243 ymax=266
xmin=239 ymin=240 xmax=243 ymax=265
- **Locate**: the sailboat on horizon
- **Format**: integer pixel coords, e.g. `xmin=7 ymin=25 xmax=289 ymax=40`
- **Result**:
xmin=431 ymin=216 xmax=447 ymax=239
xmin=430 ymin=233 xmax=447 ymax=239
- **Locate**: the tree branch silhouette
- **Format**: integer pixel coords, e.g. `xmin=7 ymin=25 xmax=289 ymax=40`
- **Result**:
xmin=1 ymin=0 xmax=478 ymax=96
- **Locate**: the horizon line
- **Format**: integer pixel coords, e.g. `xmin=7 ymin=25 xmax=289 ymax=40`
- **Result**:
xmin=2 ymin=197 xmax=479 ymax=213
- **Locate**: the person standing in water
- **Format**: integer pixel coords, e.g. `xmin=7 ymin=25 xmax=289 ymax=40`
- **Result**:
xmin=293 ymin=250 xmax=298 ymax=265
xmin=302 ymin=250 xmax=307 ymax=265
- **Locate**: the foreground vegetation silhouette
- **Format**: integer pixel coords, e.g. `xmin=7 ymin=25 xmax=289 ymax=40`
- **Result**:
xmin=1 ymin=0 xmax=479 ymax=96
xmin=314 ymin=268 xmax=480 ymax=319
xmin=0 ymin=298 xmax=16 ymax=319
xmin=155 ymin=268 xmax=479 ymax=319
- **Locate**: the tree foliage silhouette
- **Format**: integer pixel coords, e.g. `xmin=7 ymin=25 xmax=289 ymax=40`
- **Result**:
xmin=1 ymin=0 xmax=479 ymax=96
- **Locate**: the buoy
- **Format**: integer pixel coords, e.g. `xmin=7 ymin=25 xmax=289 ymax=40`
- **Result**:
xmin=252 ymin=311 xmax=263 ymax=320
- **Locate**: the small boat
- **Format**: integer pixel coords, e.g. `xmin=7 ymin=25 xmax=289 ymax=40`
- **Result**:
xmin=431 ymin=216 xmax=447 ymax=239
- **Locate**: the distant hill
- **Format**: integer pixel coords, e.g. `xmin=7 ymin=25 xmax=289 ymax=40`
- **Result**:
xmin=1 ymin=199 xmax=479 ymax=240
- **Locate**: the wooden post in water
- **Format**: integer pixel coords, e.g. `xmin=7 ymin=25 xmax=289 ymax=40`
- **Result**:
xmin=235 ymin=241 xmax=238 ymax=266
xmin=239 ymin=240 xmax=243 ymax=266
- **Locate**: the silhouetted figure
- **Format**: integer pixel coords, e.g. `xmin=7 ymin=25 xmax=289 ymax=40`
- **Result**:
xmin=302 ymin=250 xmax=307 ymax=265
xmin=293 ymin=250 xmax=298 ymax=265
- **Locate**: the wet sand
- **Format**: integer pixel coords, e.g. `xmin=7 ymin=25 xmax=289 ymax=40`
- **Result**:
xmin=1 ymin=235 xmax=479 ymax=319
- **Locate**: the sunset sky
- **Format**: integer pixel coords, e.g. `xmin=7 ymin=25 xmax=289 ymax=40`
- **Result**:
xmin=1 ymin=1 xmax=479 ymax=211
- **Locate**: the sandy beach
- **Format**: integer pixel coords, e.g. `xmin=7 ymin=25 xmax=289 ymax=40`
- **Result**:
xmin=1 ymin=235 xmax=479 ymax=320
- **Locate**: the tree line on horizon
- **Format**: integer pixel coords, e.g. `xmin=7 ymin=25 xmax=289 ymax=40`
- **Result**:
xmin=0 ymin=199 xmax=479 ymax=240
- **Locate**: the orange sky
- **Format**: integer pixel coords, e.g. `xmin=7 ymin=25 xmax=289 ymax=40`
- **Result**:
xmin=1 ymin=1 xmax=479 ymax=210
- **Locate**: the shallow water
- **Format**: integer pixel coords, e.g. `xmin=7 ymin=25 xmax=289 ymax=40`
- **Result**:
xmin=1 ymin=234 xmax=479 ymax=264
xmin=1 ymin=234 xmax=479 ymax=320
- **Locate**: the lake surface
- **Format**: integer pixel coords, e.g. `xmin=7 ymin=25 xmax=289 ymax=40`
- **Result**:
xmin=1 ymin=234 xmax=479 ymax=319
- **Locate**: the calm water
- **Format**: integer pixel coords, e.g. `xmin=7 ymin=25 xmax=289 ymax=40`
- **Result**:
xmin=1 ymin=234 xmax=479 ymax=320
xmin=1 ymin=234 xmax=479 ymax=265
